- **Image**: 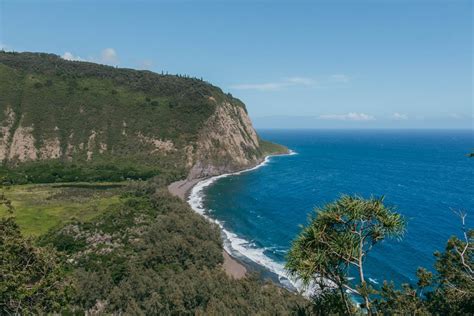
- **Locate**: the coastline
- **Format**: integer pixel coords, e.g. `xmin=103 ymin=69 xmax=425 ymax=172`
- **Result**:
xmin=168 ymin=177 xmax=248 ymax=279
xmin=167 ymin=151 xmax=297 ymax=285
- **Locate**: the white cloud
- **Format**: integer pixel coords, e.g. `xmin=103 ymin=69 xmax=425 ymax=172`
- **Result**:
xmin=392 ymin=112 xmax=408 ymax=120
xmin=229 ymin=82 xmax=287 ymax=91
xmin=100 ymin=48 xmax=118 ymax=65
xmin=230 ymin=76 xmax=317 ymax=91
xmin=329 ymin=74 xmax=350 ymax=83
xmin=61 ymin=52 xmax=84 ymax=61
xmin=230 ymin=73 xmax=352 ymax=92
xmin=286 ymin=77 xmax=316 ymax=85
xmin=61 ymin=48 xmax=119 ymax=65
xmin=449 ymin=113 xmax=461 ymax=119
xmin=319 ymin=112 xmax=375 ymax=121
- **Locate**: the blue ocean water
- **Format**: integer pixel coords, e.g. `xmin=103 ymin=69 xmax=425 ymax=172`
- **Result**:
xmin=195 ymin=129 xmax=474 ymax=287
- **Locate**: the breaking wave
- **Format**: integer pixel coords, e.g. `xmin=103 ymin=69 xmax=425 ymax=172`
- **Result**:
xmin=187 ymin=152 xmax=304 ymax=292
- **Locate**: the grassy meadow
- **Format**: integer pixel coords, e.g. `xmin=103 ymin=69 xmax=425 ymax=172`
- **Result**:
xmin=0 ymin=182 xmax=125 ymax=236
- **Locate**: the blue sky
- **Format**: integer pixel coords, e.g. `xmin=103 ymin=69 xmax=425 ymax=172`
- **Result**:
xmin=1 ymin=0 xmax=472 ymax=128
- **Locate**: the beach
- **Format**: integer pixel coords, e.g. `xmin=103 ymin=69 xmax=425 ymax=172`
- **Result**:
xmin=167 ymin=179 xmax=201 ymax=201
xmin=167 ymin=152 xmax=299 ymax=284
xmin=168 ymin=178 xmax=248 ymax=279
xmin=167 ymin=151 xmax=297 ymax=283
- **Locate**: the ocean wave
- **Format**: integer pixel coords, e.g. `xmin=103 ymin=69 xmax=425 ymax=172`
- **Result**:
xmin=368 ymin=277 xmax=379 ymax=285
xmin=187 ymin=152 xmax=305 ymax=292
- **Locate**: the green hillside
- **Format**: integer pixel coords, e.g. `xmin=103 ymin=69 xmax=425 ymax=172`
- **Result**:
xmin=0 ymin=51 xmax=282 ymax=184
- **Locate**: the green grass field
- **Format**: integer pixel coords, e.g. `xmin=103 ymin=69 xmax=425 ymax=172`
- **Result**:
xmin=0 ymin=182 xmax=125 ymax=236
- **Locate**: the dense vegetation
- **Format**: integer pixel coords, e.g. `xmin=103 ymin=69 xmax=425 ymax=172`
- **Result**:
xmin=1 ymin=182 xmax=307 ymax=314
xmin=0 ymin=51 xmax=209 ymax=174
xmin=1 ymin=218 xmax=69 ymax=314
xmin=287 ymin=196 xmax=473 ymax=315
xmin=0 ymin=161 xmax=177 ymax=185
xmin=0 ymin=52 xmax=213 ymax=146
xmin=4 ymin=185 xmax=472 ymax=314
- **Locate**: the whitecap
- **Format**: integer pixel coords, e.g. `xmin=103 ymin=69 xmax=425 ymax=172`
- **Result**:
xmin=368 ymin=277 xmax=379 ymax=284
xmin=187 ymin=151 xmax=313 ymax=293
xmin=187 ymin=150 xmax=337 ymax=298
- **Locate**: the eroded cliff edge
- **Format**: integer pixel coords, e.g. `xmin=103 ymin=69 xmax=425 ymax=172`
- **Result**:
xmin=188 ymin=99 xmax=264 ymax=179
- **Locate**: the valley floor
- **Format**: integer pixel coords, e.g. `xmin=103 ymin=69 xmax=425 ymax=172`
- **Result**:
xmin=0 ymin=182 xmax=125 ymax=236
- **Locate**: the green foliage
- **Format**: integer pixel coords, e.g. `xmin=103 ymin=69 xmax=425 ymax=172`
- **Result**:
xmin=425 ymin=224 xmax=474 ymax=314
xmin=303 ymin=288 xmax=356 ymax=316
xmin=286 ymin=195 xmax=405 ymax=314
xmin=36 ymin=188 xmax=306 ymax=314
xmin=0 ymin=193 xmax=14 ymax=215
xmin=288 ymin=196 xmax=473 ymax=315
xmin=374 ymin=229 xmax=474 ymax=315
xmin=374 ymin=268 xmax=432 ymax=314
xmin=259 ymin=139 xmax=290 ymax=156
xmin=0 ymin=217 xmax=70 ymax=314
xmin=0 ymin=161 xmax=169 ymax=185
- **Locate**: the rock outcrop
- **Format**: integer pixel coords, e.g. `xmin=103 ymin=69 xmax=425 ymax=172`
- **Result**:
xmin=0 ymin=106 xmax=15 ymax=161
xmin=188 ymin=100 xmax=262 ymax=179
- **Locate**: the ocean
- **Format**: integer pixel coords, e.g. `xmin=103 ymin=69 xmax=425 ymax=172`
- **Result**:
xmin=189 ymin=129 xmax=474 ymax=290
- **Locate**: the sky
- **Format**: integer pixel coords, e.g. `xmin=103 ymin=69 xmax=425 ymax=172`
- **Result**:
xmin=1 ymin=0 xmax=472 ymax=129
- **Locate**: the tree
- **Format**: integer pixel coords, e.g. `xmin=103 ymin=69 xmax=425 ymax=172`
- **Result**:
xmin=0 ymin=192 xmax=14 ymax=214
xmin=374 ymin=211 xmax=473 ymax=315
xmin=0 ymin=181 xmax=69 ymax=314
xmin=286 ymin=195 xmax=405 ymax=315
xmin=374 ymin=268 xmax=432 ymax=314
xmin=425 ymin=211 xmax=474 ymax=314
xmin=0 ymin=178 xmax=14 ymax=214
xmin=0 ymin=218 xmax=70 ymax=314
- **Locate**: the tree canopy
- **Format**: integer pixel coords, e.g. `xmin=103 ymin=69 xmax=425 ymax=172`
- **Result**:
xmin=286 ymin=195 xmax=405 ymax=314
xmin=0 ymin=217 xmax=70 ymax=313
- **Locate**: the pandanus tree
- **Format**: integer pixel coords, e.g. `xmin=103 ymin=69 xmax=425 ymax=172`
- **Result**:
xmin=286 ymin=195 xmax=405 ymax=315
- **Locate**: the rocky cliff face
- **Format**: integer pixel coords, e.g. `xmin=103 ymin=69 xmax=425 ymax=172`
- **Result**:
xmin=0 ymin=100 xmax=265 ymax=179
xmin=187 ymin=99 xmax=262 ymax=179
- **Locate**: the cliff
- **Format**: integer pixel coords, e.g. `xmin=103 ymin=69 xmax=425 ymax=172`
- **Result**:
xmin=0 ymin=51 xmax=286 ymax=182
xmin=188 ymin=99 xmax=262 ymax=179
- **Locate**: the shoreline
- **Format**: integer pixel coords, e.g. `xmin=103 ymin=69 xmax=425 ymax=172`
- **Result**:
xmin=168 ymin=177 xmax=249 ymax=279
xmin=167 ymin=151 xmax=297 ymax=285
